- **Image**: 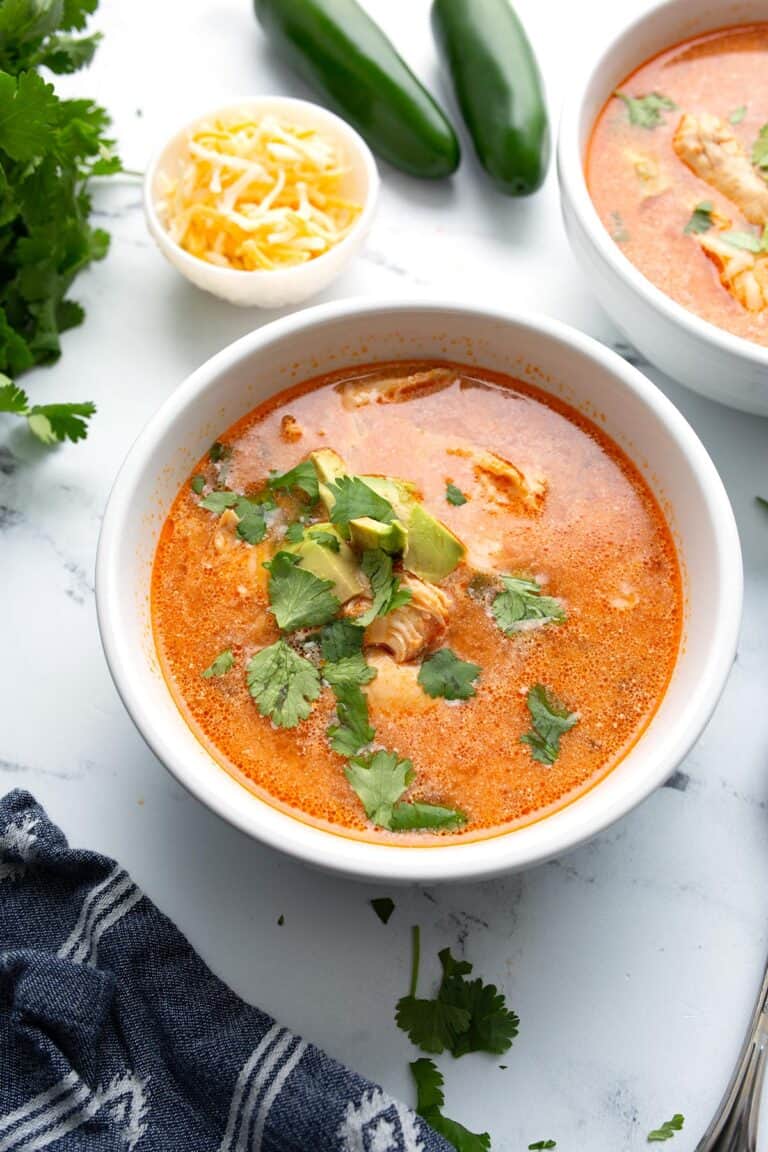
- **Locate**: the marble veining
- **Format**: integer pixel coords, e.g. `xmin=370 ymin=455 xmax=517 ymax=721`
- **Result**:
xmin=2 ymin=1 xmax=768 ymax=1149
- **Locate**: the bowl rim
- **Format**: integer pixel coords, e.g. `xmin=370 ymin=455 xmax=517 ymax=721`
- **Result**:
xmin=557 ymin=0 xmax=768 ymax=369
xmin=143 ymin=95 xmax=380 ymax=285
xmin=95 ymin=297 xmax=743 ymax=883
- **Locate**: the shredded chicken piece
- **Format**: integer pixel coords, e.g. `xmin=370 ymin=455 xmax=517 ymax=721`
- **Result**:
xmin=673 ymin=113 xmax=768 ymax=226
xmin=449 ymin=446 xmax=546 ymax=513
xmin=280 ymin=414 xmax=302 ymax=442
xmin=697 ymin=232 xmax=768 ymax=312
xmin=624 ymin=149 xmax=670 ymax=199
xmin=365 ymin=651 xmax=439 ymax=716
xmin=213 ymin=507 xmax=240 ymax=552
xmin=339 ymin=367 xmax=456 ymax=410
xmin=363 ymin=574 xmax=452 ymax=663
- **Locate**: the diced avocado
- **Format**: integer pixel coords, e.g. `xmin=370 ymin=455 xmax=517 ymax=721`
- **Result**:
xmin=310 ymin=449 xmax=348 ymax=517
xmin=286 ymin=523 xmax=364 ymax=603
xmin=349 ymin=516 xmax=408 ymax=555
xmin=403 ymin=503 xmax=465 ymax=583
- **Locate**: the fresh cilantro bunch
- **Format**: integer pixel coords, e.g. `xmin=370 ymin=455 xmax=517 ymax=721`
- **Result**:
xmin=0 ymin=0 xmax=121 ymax=446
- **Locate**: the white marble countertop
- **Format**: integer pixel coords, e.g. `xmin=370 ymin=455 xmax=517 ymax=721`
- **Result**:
xmin=3 ymin=0 xmax=768 ymax=1147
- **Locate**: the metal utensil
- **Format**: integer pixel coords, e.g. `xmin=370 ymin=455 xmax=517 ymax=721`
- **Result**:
xmin=696 ymin=957 xmax=768 ymax=1151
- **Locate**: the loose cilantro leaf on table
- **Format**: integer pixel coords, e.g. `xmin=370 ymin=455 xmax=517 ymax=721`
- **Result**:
xmin=320 ymin=619 xmax=364 ymax=662
xmin=410 ymin=1059 xmax=491 ymax=1152
xmin=529 ymin=1142 xmax=557 ymax=1149
xmin=370 ymin=896 xmax=395 ymax=924
xmin=757 ymin=495 xmax=768 ymax=512
xmin=328 ymin=475 xmax=395 ymax=525
xmin=268 ymin=459 xmax=319 ymax=502
xmin=344 ymin=749 xmax=414 ymax=827
xmin=521 ymin=684 xmax=579 ymax=765
xmin=397 ymin=997 xmax=471 ymax=1056
xmin=752 ymin=122 xmax=768 ymax=172
xmin=0 ymin=380 xmax=95 ymax=444
xmin=246 ymin=639 xmax=321 ymax=728
xmin=729 ymin=105 xmax=747 ymax=124
xmin=684 ymin=201 xmax=714 ymax=235
xmin=446 ymin=483 xmax=467 ymax=506
xmin=327 ymin=682 xmax=374 ymax=756
xmin=418 ymin=648 xmax=480 ymax=701
xmin=492 ymin=575 xmax=565 ymax=635
xmin=614 ymin=91 xmax=677 ymax=129
xmin=356 ymin=549 xmax=412 ymax=626
xmin=648 ymin=1115 xmax=684 ymax=1143
xmin=202 ymin=649 xmax=234 ymax=679
xmin=266 ymin=550 xmax=340 ymax=632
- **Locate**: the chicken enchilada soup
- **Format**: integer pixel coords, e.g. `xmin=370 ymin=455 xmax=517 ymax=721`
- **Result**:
xmin=587 ymin=24 xmax=768 ymax=346
xmin=152 ymin=362 xmax=682 ymax=843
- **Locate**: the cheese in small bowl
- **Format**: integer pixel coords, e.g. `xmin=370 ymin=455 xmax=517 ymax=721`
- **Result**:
xmin=145 ymin=98 xmax=379 ymax=307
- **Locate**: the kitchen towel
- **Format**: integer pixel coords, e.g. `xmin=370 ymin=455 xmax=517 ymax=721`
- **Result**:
xmin=0 ymin=789 xmax=452 ymax=1152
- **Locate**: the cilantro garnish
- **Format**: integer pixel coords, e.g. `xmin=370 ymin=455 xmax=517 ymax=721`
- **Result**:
xmin=356 ymin=549 xmax=412 ymax=626
xmin=266 ymin=550 xmax=340 ymax=632
xmin=200 ymin=490 xmax=238 ymax=514
xmin=446 ymin=483 xmax=467 ymax=506
xmin=284 ymin=521 xmax=305 ymax=543
xmin=319 ymin=620 xmax=363 ymax=662
xmin=492 ymin=575 xmax=565 ymax=635
xmin=389 ymin=803 xmax=466 ymax=831
xmin=521 ymin=684 xmax=578 ymax=765
xmin=648 ymin=1115 xmax=684 ymax=1143
xmin=529 ymin=1143 xmax=556 ymax=1149
xmin=323 ymin=653 xmax=376 ymax=690
xmin=418 ymin=648 xmax=480 ymax=701
xmin=234 ymin=497 xmax=268 ymax=544
xmin=614 ymin=91 xmax=677 ymax=129
xmin=309 ymin=529 xmax=340 ymax=551
xmin=268 ymin=459 xmax=319 ymax=502
xmin=0 ymin=380 xmax=96 ymax=444
xmin=344 ymin=750 xmax=415 ymax=827
xmin=752 ymin=122 xmax=768 ymax=172
xmin=0 ymin=9 xmax=119 ymax=449
xmin=729 ymin=105 xmax=747 ymax=124
xmin=397 ymin=943 xmax=519 ymax=1059
xmin=327 ymin=475 xmax=396 ymax=526
xmin=202 ymin=649 xmax=234 ymax=679
xmin=327 ymin=682 xmax=375 ymax=756
xmin=190 ymin=474 xmax=206 ymax=496
xmin=684 ymin=201 xmax=714 ymax=235
xmin=410 ymin=1059 xmax=491 ymax=1152
xmin=246 ymin=639 xmax=321 ymax=729
xmin=209 ymin=441 xmax=231 ymax=463
xmin=370 ymin=897 xmax=395 ymax=924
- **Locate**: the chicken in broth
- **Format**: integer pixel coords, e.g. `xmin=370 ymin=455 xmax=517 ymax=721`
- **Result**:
xmin=152 ymin=362 xmax=682 ymax=844
xmin=587 ymin=24 xmax=768 ymax=345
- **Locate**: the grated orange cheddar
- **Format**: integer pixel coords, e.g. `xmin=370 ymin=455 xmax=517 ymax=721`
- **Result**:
xmin=156 ymin=112 xmax=363 ymax=272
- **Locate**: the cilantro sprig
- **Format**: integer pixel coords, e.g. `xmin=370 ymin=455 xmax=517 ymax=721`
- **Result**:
xmin=268 ymin=459 xmax=319 ymax=502
xmin=246 ymin=639 xmax=321 ymax=729
xmin=648 ymin=1115 xmax=684 ymax=1143
xmin=202 ymin=649 xmax=234 ymax=679
xmin=0 ymin=2 xmax=120 ymax=449
xmin=266 ymin=551 xmax=340 ymax=632
xmin=344 ymin=750 xmax=465 ymax=832
xmin=356 ymin=549 xmax=412 ymax=626
xmin=614 ymin=91 xmax=677 ymax=129
xmin=410 ymin=1058 xmax=490 ymax=1152
xmin=328 ymin=475 xmax=396 ymax=526
xmin=521 ymin=684 xmax=579 ymax=765
xmin=491 ymin=575 xmax=566 ymax=635
xmin=418 ymin=648 xmax=480 ymax=701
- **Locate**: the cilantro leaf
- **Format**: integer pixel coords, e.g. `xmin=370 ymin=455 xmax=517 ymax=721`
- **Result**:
xmin=344 ymin=749 xmax=414 ymax=827
xmin=319 ymin=619 xmax=363 ymax=662
xmin=268 ymin=459 xmax=319 ymax=502
xmin=615 ymin=90 xmax=677 ymax=129
xmin=410 ymin=1059 xmax=491 ymax=1152
xmin=37 ymin=31 xmax=101 ymax=73
xmin=648 ymin=1115 xmax=684 ymax=1143
xmin=246 ymin=639 xmax=321 ymax=729
xmin=328 ymin=475 xmax=395 ymax=526
xmin=396 ymin=997 xmax=471 ymax=1055
xmin=209 ymin=441 xmax=231 ymax=463
xmin=684 ymin=201 xmax=714 ymax=235
xmin=327 ymin=682 xmax=375 ymax=756
xmin=752 ymin=122 xmax=768 ymax=172
xmin=521 ymin=684 xmax=579 ymax=765
xmin=437 ymin=948 xmax=520 ymax=1057
xmin=284 ymin=521 xmax=304 ymax=543
xmin=266 ymin=550 xmax=340 ymax=632
xmin=529 ymin=1143 xmax=557 ymax=1149
xmin=234 ymin=496 xmax=267 ymax=545
xmin=370 ymin=896 xmax=395 ymax=924
xmin=0 ymin=378 xmax=28 ymax=413
xmin=0 ymin=381 xmax=95 ymax=442
xmin=418 ymin=648 xmax=480 ymax=701
xmin=356 ymin=549 xmax=412 ymax=627
xmin=492 ymin=575 xmax=565 ymax=635
xmin=202 ymin=649 xmax=234 ymax=678
xmin=190 ymin=474 xmax=205 ymax=496
xmin=390 ymin=802 xmax=466 ymax=832
xmin=309 ymin=529 xmax=340 ymax=551
xmin=323 ymin=652 xmax=376 ymax=690
xmin=0 ymin=70 xmax=58 ymax=162
xmin=200 ymin=490 xmax=238 ymax=514
xmin=446 ymin=483 xmax=467 ymax=506
xmin=729 ymin=105 xmax=747 ymax=124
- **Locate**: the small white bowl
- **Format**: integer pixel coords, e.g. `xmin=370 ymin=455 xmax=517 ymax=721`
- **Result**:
xmin=96 ymin=298 xmax=742 ymax=884
xmin=144 ymin=97 xmax=379 ymax=309
xmin=558 ymin=0 xmax=768 ymax=416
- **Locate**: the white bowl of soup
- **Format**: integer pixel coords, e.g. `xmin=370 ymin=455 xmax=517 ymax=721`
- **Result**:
xmin=558 ymin=0 xmax=768 ymax=415
xmin=96 ymin=299 xmax=741 ymax=883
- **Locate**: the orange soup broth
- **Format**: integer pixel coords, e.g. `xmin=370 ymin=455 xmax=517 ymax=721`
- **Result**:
xmin=151 ymin=363 xmax=683 ymax=844
xmin=587 ymin=24 xmax=768 ymax=346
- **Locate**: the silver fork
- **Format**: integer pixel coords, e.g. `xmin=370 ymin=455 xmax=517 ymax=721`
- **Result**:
xmin=696 ymin=955 xmax=768 ymax=1151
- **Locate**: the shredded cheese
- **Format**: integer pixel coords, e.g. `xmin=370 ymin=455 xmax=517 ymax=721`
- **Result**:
xmin=156 ymin=112 xmax=363 ymax=272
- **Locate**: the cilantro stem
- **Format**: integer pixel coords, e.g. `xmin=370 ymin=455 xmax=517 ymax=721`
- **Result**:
xmin=409 ymin=924 xmax=421 ymax=998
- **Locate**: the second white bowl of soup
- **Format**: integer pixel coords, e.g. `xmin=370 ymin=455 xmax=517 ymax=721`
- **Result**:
xmin=96 ymin=299 xmax=741 ymax=883
xmin=559 ymin=0 xmax=768 ymax=415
